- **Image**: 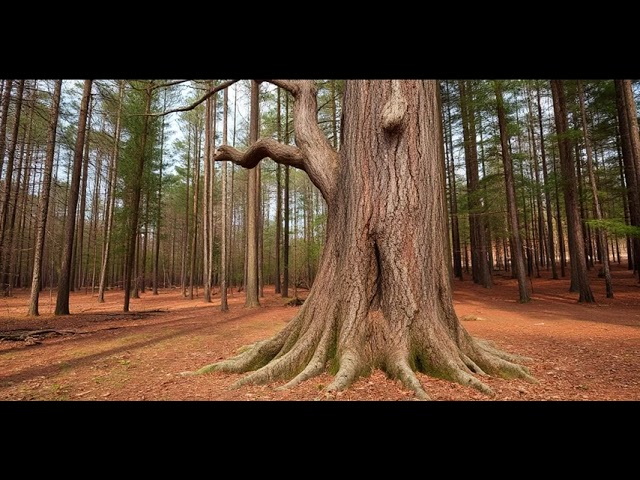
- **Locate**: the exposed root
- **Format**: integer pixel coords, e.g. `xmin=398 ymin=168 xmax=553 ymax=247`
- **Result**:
xmin=391 ymin=358 xmax=430 ymax=400
xmin=278 ymin=321 xmax=334 ymax=390
xmin=460 ymin=353 xmax=488 ymax=376
xmin=196 ymin=329 xmax=289 ymax=376
xmin=470 ymin=338 xmax=537 ymax=383
xmin=474 ymin=338 xmax=533 ymax=363
xmin=326 ymin=351 xmax=362 ymax=392
xmin=447 ymin=362 xmax=495 ymax=396
xmin=0 ymin=329 xmax=76 ymax=342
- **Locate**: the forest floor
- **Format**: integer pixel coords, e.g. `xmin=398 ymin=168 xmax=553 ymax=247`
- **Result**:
xmin=1 ymin=263 xmax=639 ymax=401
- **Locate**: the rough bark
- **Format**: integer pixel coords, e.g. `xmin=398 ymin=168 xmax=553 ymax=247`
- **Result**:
xmin=55 ymin=80 xmax=92 ymax=315
xmin=550 ymin=80 xmax=594 ymax=302
xmin=204 ymin=80 xmax=534 ymax=399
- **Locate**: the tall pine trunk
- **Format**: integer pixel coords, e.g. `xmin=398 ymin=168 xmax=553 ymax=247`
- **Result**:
xmin=495 ymin=81 xmax=530 ymax=303
xmin=550 ymin=80 xmax=594 ymax=302
xmin=29 ymin=80 xmax=62 ymax=316
xmin=98 ymin=80 xmax=125 ymax=303
xmin=55 ymin=80 xmax=92 ymax=315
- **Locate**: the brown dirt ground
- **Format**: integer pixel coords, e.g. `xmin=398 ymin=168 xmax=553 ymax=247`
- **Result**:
xmin=1 ymin=263 xmax=639 ymax=401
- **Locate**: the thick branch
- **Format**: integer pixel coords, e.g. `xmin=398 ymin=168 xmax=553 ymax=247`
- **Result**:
xmin=214 ymin=139 xmax=306 ymax=171
xmin=266 ymin=79 xmax=340 ymax=200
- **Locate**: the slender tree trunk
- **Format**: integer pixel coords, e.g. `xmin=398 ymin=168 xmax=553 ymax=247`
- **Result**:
xmin=526 ymin=83 xmax=545 ymax=277
xmin=203 ymin=85 xmax=212 ymax=302
xmin=282 ymin=93 xmax=291 ymax=298
xmin=550 ymin=80 xmax=594 ymax=302
xmin=274 ymin=88 xmax=282 ymax=294
xmin=153 ymin=88 xmax=166 ymax=295
xmin=535 ymin=82 xmax=558 ymax=279
xmin=98 ymin=80 xmax=124 ymax=303
xmin=74 ymin=94 xmax=93 ymax=291
xmin=444 ymin=81 xmax=463 ymax=280
xmin=123 ymin=82 xmax=152 ymax=313
xmin=494 ymin=81 xmax=530 ymax=302
xmin=181 ymin=128 xmax=191 ymax=297
xmin=0 ymin=80 xmax=24 ymax=293
xmin=244 ymin=81 xmax=260 ymax=307
xmin=220 ymin=87 xmax=229 ymax=311
xmin=0 ymin=80 xmax=16 ymax=182
xmin=140 ymin=190 xmax=149 ymax=293
xmin=189 ymin=122 xmax=201 ymax=300
xmin=55 ymin=80 xmax=92 ymax=315
xmin=89 ymin=149 xmax=103 ymax=295
xmin=0 ymin=80 xmax=13 ymax=180
xmin=6 ymin=83 xmax=34 ymax=295
xmin=578 ymin=81 xmax=613 ymax=297
xmin=620 ymin=80 xmax=640 ymax=276
xmin=459 ymin=81 xmax=491 ymax=287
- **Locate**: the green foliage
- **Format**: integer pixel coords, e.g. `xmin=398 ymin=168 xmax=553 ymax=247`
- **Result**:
xmin=586 ymin=218 xmax=640 ymax=237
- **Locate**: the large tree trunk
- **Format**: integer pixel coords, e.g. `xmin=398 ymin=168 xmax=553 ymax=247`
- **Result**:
xmin=550 ymin=80 xmax=594 ymax=302
xmin=203 ymin=80 xmax=533 ymax=399
xmin=55 ymin=80 xmax=92 ymax=315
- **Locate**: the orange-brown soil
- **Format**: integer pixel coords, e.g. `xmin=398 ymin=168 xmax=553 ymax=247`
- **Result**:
xmin=1 ymin=264 xmax=639 ymax=401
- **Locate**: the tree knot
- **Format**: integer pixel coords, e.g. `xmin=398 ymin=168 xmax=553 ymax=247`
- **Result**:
xmin=381 ymin=80 xmax=407 ymax=133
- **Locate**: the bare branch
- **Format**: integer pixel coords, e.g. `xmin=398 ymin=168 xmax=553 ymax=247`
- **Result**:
xmin=148 ymin=79 xmax=239 ymax=117
xmin=214 ymin=139 xmax=306 ymax=171
xmin=150 ymin=79 xmax=190 ymax=90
